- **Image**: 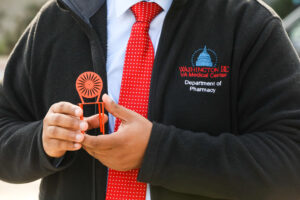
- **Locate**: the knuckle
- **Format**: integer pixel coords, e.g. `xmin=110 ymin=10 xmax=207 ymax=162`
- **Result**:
xmin=54 ymin=140 xmax=62 ymax=150
xmin=58 ymin=141 xmax=69 ymax=151
xmin=50 ymin=103 xmax=56 ymax=111
xmin=52 ymin=102 xmax=60 ymax=110
xmin=58 ymin=102 xmax=65 ymax=111
xmin=52 ymin=114 xmax=62 ymax=124
xmin=51 ymin=102 xmax=72 ymax=114
xmin=73 ymin=119 xmax=80 ymax=128
xmin=68 ymin=119 xmax=79 ymax=129
xmin=43 ymin=116 xmax=49 ymax=126
xmin=70 ymin=133 xmax=77 ymax=141
xmin=68 ymin=133 xmax=78 ymax=142
xmin=46 ymin=140 xmax=64 ymax=157
xmin=44 ymin=113 xmax=54 ymax=125
xmin=46 ymin=140 xmax=57 ymax=151
xmin=52 ymin=102 xmax=67 ymax=112
xmin=68 ymin=142 xmax=76 ymax=150
xmin=47 ymin=126 xmax=57 ymax=137
xmin=42 ymin=134 xmax=49 ymax=145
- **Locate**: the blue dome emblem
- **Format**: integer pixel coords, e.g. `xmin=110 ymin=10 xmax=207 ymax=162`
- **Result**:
xmin=196 ymin=46 xmax=213 ymax=67
xmin=191 ymin=46 xmax=218 ymax=67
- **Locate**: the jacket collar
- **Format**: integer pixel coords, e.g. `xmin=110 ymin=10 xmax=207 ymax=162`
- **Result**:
xmin=57 ymin=0 xmax=187 ymax=25
xmin=58 ymin=0 xmax=105 ymax=25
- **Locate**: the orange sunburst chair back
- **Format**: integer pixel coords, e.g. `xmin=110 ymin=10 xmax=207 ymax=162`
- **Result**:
xmin=76 ymin=71 xmax=105 ymax=134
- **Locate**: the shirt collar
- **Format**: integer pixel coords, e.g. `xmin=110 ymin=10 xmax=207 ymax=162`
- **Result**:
xmin=112 ymin=0 xmax=173 ymax=18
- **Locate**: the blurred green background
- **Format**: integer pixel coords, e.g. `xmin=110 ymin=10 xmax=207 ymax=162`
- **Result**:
xmin=264 ymin=0 xmax=298 ymax=17
xmin=0 ymin=0 xmax=299 ymax=55
xmin=0 ymin=0 xmax=46 ymax=55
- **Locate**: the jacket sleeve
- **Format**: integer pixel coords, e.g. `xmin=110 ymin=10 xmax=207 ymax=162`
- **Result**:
xmin=138 ymin=18 xmax=300 ymax=200
xmin=0 ymin=15 xmax=74 ymax=183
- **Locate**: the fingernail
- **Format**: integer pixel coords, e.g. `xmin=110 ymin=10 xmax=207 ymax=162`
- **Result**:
xmin=103 ymin=94 xmax=112 ymax=103
xmin=80 ymin=122 xmax=88 ymax=131
xmin=76 ymin=134 xmax=83 ymax=141
xmin=75 ymin=108 xmax=82 ymax=116
xmin=74 ymin=143 xmax=81 ymax=148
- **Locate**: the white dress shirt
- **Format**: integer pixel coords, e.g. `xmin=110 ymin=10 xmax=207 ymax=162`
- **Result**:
xmin=106 ymin=0 xmax=173 ymax=199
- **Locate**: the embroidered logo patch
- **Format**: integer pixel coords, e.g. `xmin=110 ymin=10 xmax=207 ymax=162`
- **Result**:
xmin=178 ymin=46 xmax=230 ymax=94
xmin=191 ymin=46 xmax=218 ymax=67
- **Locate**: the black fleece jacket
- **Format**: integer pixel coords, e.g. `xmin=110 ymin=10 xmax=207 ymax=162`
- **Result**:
xmin=1 ymin=0 xmax=300 ymax=199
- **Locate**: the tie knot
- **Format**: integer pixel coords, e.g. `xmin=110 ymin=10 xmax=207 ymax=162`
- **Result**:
xmin=131 ymin=2 xmax=162 ymax=23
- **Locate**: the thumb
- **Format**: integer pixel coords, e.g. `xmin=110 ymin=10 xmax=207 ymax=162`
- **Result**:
xmin=102 ymin=94 xmax=135 ymax=122
xmin=84 ymin=114 xmax=108 ymax=130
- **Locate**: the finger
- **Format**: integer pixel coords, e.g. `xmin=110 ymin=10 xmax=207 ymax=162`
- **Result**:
xmin=46 ymin=126 xmax=84 ymax=143
xmin=102 ymin=94 xmax=135 ymax=122
xmin=84 ymin=114 xmax=108 ymax=130
xmin=47 ymin=113 xmax=88 ymax=131
xmin=82 ymin=133 xmax=118 ymax=150
xmin=48 ymin=138 xmax=82 ymax=152
xmin=51 ymin=102 xmax=83 ymax=117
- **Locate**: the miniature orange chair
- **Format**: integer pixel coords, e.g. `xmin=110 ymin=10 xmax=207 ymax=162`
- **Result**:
xmin=76 ymin=71 xmax=105 ymax=134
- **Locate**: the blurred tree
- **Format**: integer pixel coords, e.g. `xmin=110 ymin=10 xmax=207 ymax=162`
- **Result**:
xmin=0 ymin=3 xmax=42 ymax=55
xmin=292 ymin=0 xmax=300 ymax=5
xmin=0 ymin=10 xmax=4 ymax=28
xmin=0 ymin=10 xmax=6 ymax=54
xmin=264 ymin=0 xmax=295 ymax=18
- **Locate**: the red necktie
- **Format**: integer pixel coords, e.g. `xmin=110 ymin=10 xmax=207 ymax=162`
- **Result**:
xmin=105 ymin=2 xmax=162 ymax=200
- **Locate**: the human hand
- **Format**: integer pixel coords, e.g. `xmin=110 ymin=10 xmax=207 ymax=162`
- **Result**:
xmin=82 ymin=94 xmax=153 ymax=171
xmin=42 ymin=102 xmax=108 ymax=158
